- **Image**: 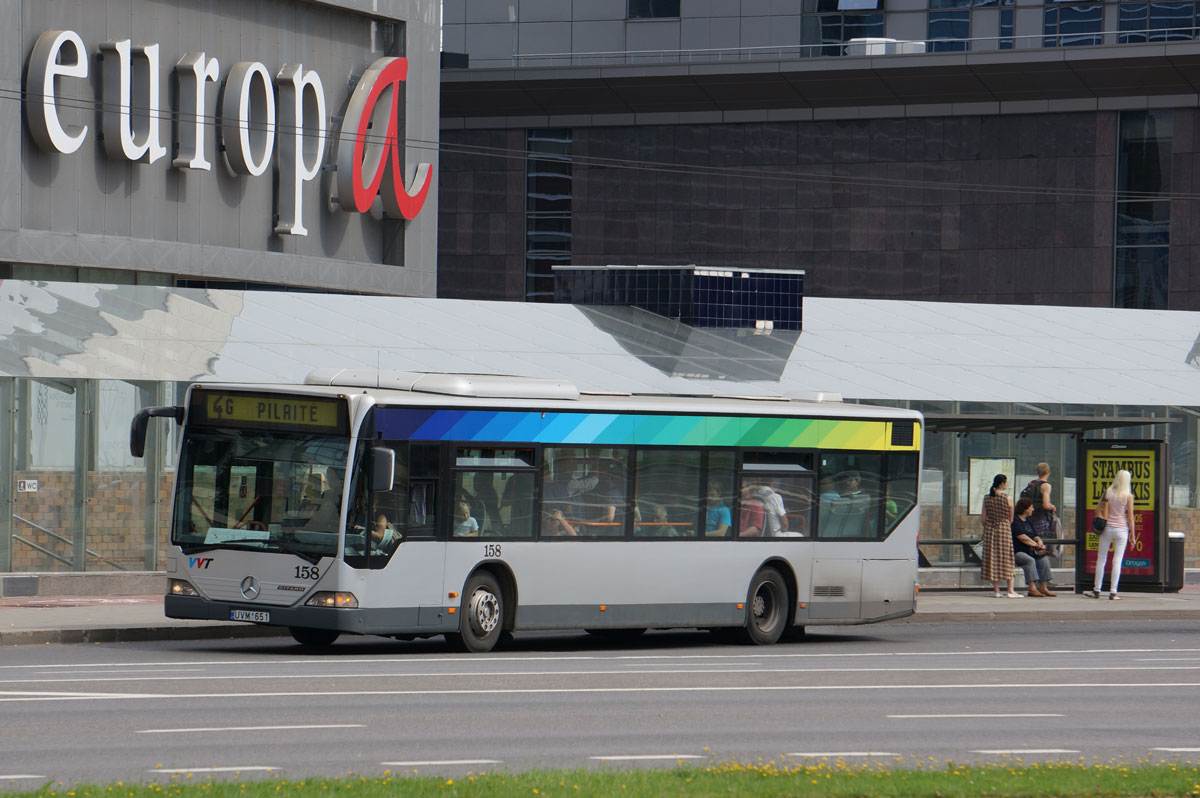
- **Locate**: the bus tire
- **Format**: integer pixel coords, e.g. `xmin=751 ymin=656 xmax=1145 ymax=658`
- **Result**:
xmin=743 ymin=567 xmax=788 ymax=645
xmin=449 ymin=571 xmax=504 ymax=653
xmin=289 ymin=626 xmax=339 ymax=649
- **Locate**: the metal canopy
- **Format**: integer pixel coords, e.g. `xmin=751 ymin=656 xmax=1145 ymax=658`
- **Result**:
xmin=923 ymin=413 xmax=1180 ymax=436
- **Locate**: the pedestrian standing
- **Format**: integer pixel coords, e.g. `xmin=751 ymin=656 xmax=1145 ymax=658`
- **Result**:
xmin=980 ymin=474 xmax=1018 ymax=597
xmin=1085 ymin=469 xmax=1136 ymax=600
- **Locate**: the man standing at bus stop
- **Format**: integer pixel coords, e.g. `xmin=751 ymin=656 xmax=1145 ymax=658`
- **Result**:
xmin=1023 ymin=462 xmax=1057 ymax=538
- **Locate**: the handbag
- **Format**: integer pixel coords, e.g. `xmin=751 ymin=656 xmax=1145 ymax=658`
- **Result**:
xmin=1092 ymin=489 xmax=1109 ymax=532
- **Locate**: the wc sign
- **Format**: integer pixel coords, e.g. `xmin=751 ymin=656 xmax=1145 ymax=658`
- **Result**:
xmin=23 ymin=30 xmax=433 ymax=236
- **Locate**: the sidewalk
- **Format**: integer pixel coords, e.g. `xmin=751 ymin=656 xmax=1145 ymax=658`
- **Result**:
xmin=3 ymin=585 xmax=1200 ymax=646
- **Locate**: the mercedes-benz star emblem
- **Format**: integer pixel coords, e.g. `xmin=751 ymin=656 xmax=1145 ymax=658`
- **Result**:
xmin=240 ymin=576 xmax=260 ymax=600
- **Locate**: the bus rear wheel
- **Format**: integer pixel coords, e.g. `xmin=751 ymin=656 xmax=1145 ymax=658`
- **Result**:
xmin=289 ymin=626 xmax=339 ymax=649
xmin=448 ymin=571 xmax=504 ymax=653
xmin=743 ymin=567 xmax=788 ymax=645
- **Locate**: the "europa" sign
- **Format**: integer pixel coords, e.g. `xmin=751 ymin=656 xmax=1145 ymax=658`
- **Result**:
xmin=24 ymin=30 xmax=433 ymax=237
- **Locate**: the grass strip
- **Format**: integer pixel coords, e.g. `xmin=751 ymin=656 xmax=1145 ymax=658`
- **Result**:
xmin=6 ymin=760 xmax=1200 ymax=798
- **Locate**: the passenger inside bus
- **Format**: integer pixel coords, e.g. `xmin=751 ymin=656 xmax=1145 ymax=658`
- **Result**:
xmin=302 ymin=468 xmax=343 ymax=531
xmin=635 ymin=502 xmax=683 ymax=537
xmin=705 ymin=481 xmax=731 ymax=537
xmin=738 ymin=480 xmax=766 ymax=537
xmin=452 ymin=501 xmax=481 ymax=537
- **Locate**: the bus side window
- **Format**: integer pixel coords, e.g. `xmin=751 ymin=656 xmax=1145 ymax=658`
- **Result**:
xmin=883 ymin=452 xmax=919 ymax=536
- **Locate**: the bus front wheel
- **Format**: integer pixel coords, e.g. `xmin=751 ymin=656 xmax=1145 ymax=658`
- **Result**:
xmin=448 ymin=571 xmax=504 ymax=653
xmin=743 ymin=568 xmax=788 ymax=645
xmin=289 ymin=626 xmax=339 ymax=649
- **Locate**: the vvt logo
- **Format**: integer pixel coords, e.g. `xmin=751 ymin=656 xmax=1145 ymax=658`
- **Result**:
xmin=188 ymin=557 xmax=213 ymax=569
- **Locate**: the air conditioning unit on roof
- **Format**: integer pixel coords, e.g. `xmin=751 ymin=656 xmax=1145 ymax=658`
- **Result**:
xmin=845 ymin=37 xmax=927 ymax=55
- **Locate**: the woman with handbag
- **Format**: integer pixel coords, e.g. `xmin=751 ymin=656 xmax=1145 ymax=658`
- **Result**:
xmin=980 ymin=474 xmax=1019 ymax=598
xmin=1085 ymin=469 xmax=1136 ymax=600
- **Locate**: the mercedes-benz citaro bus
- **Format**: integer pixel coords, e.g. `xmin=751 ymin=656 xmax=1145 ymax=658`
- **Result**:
xmin=130 ymin=370 xmax=922 ymax=652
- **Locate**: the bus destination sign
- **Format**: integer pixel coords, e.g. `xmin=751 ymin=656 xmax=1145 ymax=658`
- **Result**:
xmin=199 ymin=392 xmax=344 ymax=432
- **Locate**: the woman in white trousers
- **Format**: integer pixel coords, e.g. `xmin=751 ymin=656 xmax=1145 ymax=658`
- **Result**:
xmin=1086 ymin=469 xmax=1136 ymax=600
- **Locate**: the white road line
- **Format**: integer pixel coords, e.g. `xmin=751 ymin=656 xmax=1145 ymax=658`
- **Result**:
xmin=7 ymin=664 xmax=1200 ymax=685
xmin=151 ymin=767 xmax=279 ymax=774
xmin=888 ymin=713 xmax=1064 ymax=719
xmin=971 ymin=749 xmax=1080 ymax=755
xmin=788 ymin=752 xmax=898 ymax=758
xmin=380 ymin=760 xmax=502 ymax=767
xmin=1154 ymin=747 xmax=1200 ymax=752
xmin=0 ymin=775 xmax=45 ymax=780
xmin=38 ymin=669 xmax=205 ymax=675
xmin=3 ymin=648 xmax=1200 ymax=670
xmin=589 ymin=755 xmax=706 ymax=761
xmin=5 ymin=681 xmax=1200 ymax=702
xmin=138 ymin=724 xmax=365 ymax=734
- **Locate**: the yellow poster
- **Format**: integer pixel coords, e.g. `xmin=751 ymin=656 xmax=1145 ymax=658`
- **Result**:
xmin=1084 ymin=449 xmax=1156 ymax=574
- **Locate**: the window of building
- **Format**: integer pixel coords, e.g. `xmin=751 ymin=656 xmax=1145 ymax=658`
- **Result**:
xmin=1043 ymin=0 xmax=1104 ymax=46
xmin=1115 ymin=110 xmax=1173 ymax=310
xmin=525 ymin=129 xmax=573 ymax=302
xmin=628 ymin=0 xmax=681 ymax=18
xmin=1119 ymin=0 xmax=1195 ymax=42
xmin=802 ymin=0 xmax=886 ymax=56
xmin=928 ymin=5 xmax=971 ymax=50
xmin=999 ymin=5 xmax=1015 ymax=47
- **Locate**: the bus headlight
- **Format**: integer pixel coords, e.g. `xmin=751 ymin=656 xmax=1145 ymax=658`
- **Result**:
xmin=305 ymin=591 xmax=358 ymax=608
xmin=168 ymin=579 xmax=198 ymax=597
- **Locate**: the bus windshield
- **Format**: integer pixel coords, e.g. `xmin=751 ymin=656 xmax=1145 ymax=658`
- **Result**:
xmin=172 ymin=428 xmax=351 ymax=560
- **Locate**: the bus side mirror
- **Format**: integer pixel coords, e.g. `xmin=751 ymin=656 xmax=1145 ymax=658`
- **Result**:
xmin=130 ymin=406 xmax=185 ymax=458
xmin=371 ymin=447 xmax=395 ymax=493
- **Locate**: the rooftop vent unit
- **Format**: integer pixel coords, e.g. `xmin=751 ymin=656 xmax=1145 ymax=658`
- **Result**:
xmin=845 ymin=37 xmax=927 ymax=55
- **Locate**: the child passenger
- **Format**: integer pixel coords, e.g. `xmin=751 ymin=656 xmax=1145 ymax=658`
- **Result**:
xmin=452 ymin=501 xmax=480 ymax=537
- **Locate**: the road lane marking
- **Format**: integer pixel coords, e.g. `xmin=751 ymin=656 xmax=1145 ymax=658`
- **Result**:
xmin=971 ymin=749 xmax=1079 ymax=755
xmin=888 ymin=713 xmax=1064 ymax=719
xmin=0 ymin=775 xmax=45 ymax=780
xmin=5 ymin=681 xmax=1200 ymax=702
xmin=7 ymin=665 xmax=1200 ymax=685
xmin=38 ymin=669 xmax=205 ymax=675
xmin=1154 ymin=748 xmax=1200 ymax=752
xmin=4 ymin=648 xmax=1200 ymax=670
xmin=138 ymin=724 xmax=364 ymax=734
xmin=589 ymin=755 xmax=706 ymax=761
xmin=151 ymin=767 xmax=279 ymax=774
xmin=381 ymin=760 xmax=501 ymax=767
xmin=788 ymin=752 xmax=897 ymax=758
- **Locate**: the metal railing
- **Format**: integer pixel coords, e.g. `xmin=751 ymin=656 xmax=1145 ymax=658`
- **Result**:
xmin=12 ymin=514 xmax=135 ymax=571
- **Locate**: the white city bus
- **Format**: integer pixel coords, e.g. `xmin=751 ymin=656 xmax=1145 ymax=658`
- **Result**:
xmin=131 ymin=371 xmax=922 ymax=652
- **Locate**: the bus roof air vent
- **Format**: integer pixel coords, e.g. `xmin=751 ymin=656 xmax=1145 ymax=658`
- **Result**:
xmin=305 ymin=369 xmax=581 ymax=400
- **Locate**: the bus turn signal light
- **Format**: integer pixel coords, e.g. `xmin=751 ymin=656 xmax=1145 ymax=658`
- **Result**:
xmin=304 ymin=591 xmax=358 ymax=608
xmin=448 ymin=592 xmax=459 ymax=598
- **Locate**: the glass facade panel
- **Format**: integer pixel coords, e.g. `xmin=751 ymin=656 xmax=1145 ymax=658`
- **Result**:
xmin=526 ymin=129 xmax=573 ymax=302
xmin=1044 ymin=2 xmax=1103 ymax=46
xmin=929 ymin=9 xmax=971 ymax=50
xmin=1115 ymin=110 xmax=1173 ymax=310
xmin=628 ymin=0 xmax=681 ymax=18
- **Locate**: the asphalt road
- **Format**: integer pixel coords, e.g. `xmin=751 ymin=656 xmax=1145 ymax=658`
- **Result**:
xmin=2 ymin=620 xmax=1199 ymax=789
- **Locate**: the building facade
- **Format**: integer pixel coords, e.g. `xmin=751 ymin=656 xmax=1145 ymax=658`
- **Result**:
xmin=3 ymin=0 xmax=441 ymax=295
xmin=437 ymin=1 xmax=1196 ymax=309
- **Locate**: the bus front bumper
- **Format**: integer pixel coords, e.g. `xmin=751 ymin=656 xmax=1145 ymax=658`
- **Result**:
xmin=164 ymin=595 xmax=457 ymax=635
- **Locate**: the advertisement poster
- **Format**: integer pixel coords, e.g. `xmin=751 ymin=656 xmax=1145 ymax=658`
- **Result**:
xmin=968 ymin=457 xmax=1016 ymax=515
xmin=1083 ymin=448 xmax=1156 ymax=577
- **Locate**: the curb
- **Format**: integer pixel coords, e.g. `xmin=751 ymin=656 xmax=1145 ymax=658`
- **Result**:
xmin=0 ymin=624 xmax=289 ymax=647
xmin=898 ymin=610 xmax=1200 ymax=624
